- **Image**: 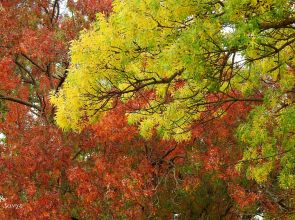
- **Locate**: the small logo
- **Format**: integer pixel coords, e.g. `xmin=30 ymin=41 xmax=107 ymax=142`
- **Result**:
xmin=0 ymin=195 xmax=23 ymax=209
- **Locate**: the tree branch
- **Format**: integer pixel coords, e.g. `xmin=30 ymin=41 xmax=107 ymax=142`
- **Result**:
xmin=0 ymin=94 xmax=41 ymax=111
xmin=260 ymin=17 xmax=295 ymax=30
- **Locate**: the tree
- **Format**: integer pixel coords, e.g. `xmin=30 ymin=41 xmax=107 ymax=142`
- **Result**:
xmin=0 ymin=0 xmax=294 ymax=219
xmin=63 ymin=100 xmax=263 ymax=219
xmin=0 ymin=0 xmax=112 ymax=219
xmin=52 ymin=0 xmax=295 ymax=193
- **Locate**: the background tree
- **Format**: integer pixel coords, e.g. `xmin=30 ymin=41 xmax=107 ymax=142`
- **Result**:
xmin=0 ymin=0 xmax=111 ymax=218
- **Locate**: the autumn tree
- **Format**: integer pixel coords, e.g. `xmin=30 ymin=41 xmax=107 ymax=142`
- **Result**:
xmin=52 ymin=0 xmax=295 ymax=218
xmin=0 ymin=1 xmax=233 ymax=219
xmin=0 ymin=0 xmax=112 ymax=219
xmin=0 ymin=0 xmax=294 ymax=219
xmin=52 ymin=0 xmax=294 ymax=189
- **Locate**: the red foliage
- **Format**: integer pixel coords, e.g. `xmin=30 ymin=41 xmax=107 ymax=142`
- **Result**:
xmin=92 ymin=104 xmax=138 ymax=143
xmin=0 ymin=0 xmax=112 ymax=219
xmin=228 ymin=183 xmax=259 ymax=208
xmin=0 ymin=57 xmax=20 ymax=90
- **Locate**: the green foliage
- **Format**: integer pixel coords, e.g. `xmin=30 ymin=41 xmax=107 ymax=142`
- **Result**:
xmin=238 ymin=104 xmax=295 ymax=188
xmin=0 ymin=100 xmax=8 ymax=122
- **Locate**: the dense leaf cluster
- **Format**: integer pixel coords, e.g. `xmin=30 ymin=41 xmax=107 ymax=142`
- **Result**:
xmin=0 ymin=0 xmax=294 ymax=219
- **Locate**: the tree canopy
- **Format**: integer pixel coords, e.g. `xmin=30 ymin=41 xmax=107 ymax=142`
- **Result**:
xmin=52 ymin=0 xmax=295 ymax=190
xmin=0 ymin=0 xmax=294 ymax=219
